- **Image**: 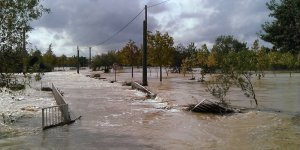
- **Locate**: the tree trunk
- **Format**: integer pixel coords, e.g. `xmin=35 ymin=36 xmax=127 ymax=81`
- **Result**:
xmin=160 ymin=65 xmax=162 ymax=82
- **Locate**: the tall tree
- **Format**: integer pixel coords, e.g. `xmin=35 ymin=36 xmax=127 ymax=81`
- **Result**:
xmin=57 ymin=54 xmax=67 ymax=69
xmin=42 ymin=44 xmax=56 ymax=71
xmin=207 ymin=53 xmax=217 ymax=71
xmin=197 ymin=44 xmax=210 ymax=81
xmin=91 ymin=50 xmax=119 ymax=73
xmin=0 ymin=0 xmax=49 ymax=90
xmin=172 ymin=43 xmax=188 ymax=73
xmin=181 ymin=57 xmax=195 ymax=78
xmin=186 ymin=42 xmax=198 ymax=58
xmin=206 ymin=36 xmax=258 ymax=106
xmin=280 ymin=52 xmax=296 ymax=77
xmin=211 ymin=35 xmax=247 ymax=69
xmin=260 ymin=0 xmax=300 ymax=53
xmin=252 ymin=40 xmax=269 ymax=79
xmin=297 ymin=52 xmax=300 ymax=69
xmin=268 ymin=51 xmax=281 ymax=71
xmin=148 ymin=31 xmax=175 ymax=82
xmin=119 ymin=40 xmax=140 ymax=78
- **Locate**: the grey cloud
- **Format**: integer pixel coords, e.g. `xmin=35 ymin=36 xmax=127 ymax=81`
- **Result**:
xmin=31 ymin=0 xmax=150 ymax=51
xmin=199 ymin=0 xmax=270 ymax=44
xmin=160 ymin=0 xmax=271 ymax=47
xmin=30 ymin=0 xmax=272 ymax=54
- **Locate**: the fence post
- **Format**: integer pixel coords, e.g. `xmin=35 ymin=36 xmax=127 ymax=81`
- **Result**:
xmin=63 ymin=104 xmax=70 ymax=122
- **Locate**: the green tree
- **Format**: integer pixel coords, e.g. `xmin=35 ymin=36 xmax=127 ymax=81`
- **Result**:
xmin=181 ymin=56 xmax=196 ymax=78
xmin=280 ymin=52 xmax=297 ymax=77
xmin=57 ymin=54 xmax=67 ymax=69
xmin=186 ymin=42 xmax=198 ymax=58
xmin=297 ymin=52 xmax=300 ymax=69
xmin=148 ymin=31 xmax=175 ymax=82
xmin=260 ymin=0 xmax=300 ymax=53
xmin=253 ymin=40 xmax=269 ymax=79
xmin=196 ymin=44 xmax=210 ymax=81
xmin=207 ymin=53 xmax=217 ymax=71
xmin=42 ymin=44 xmax=56 ymax=71
xmin=28 ymin=49 xmax=48 ymax=72
xmin=206 ymin=36 xmax=258 ymax=106
xmin=91 ymin=50 xmax=119 ymax=73
xmin=119 ymin=40 xmax=140 ymax=78
xmin=79 ymin=56 xmax=88 ymax=67
xmin=0 ymin=0 xmax=49 ymax=90
xmin=212 ymin=35 xmax=247 ymax=69
xmin=268 ymin=51 xmax=281 ymax=72
xmin=172 ymin=43 xmax=188 ymax=73
xmin=66 ymin=56 xmax=77 ymax=68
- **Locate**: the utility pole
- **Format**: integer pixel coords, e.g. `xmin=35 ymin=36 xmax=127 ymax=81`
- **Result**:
xmin=89 ymin=47 xmax=92 ymax=69
xmin=142 ymin=5 xmax=148 ymax=86
xmin=77 ymin=46 xmax=79 ymax=74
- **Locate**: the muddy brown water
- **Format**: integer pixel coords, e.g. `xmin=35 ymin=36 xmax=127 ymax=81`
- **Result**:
xmin=0 ymin=70 xmax=299 ymax=149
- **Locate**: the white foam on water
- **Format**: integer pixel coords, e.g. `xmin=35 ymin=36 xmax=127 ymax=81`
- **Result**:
xmin=0 ymin=83 xmax=55 ymax=135
xmin=167 ymin=109 xmax=181 ymax=113
xmin=96 ymin=120 xmax=122 ymax=127
xmin=133 ymin=90 xmax=147 ymax=97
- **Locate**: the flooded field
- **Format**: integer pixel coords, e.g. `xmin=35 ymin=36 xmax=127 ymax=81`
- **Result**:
xmin=0 ymin=69 xmax=299 ymax=149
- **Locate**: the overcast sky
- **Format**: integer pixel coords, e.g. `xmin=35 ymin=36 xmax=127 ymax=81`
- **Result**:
xmin=28 ymin=0 xmax=272 ymax=56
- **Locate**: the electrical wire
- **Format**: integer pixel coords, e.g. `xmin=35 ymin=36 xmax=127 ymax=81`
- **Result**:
xmin=94 ymin=8 xmax=145 ymax=46
xmin=92 ymin=0 xmax=170 ymax=47
xmin=148 ymin=0 xmax=170 ymax=8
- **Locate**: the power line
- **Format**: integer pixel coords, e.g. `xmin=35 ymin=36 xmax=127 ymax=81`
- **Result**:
xmin=148 ymin=0 xmax=170 ymax=8
xmin=94 ymin=8 xmax=145 ymax=46
xmin=93 ymin=0 xmax=170 ymax=47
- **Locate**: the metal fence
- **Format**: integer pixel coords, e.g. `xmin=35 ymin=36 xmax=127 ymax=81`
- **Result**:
xmin=52 ymin=83 xmax=67 ymax=105
xmin=42 ymin=84 xmax=71 ymax=130
xmin=42 ymin=104 xmax=69 ymax=130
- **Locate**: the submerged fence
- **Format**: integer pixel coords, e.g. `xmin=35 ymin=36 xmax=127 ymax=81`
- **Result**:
xmin=42 ymin=104 xmax=69 ymax=129
xmin=52 ymin=83 xmax=67 ymax=106
xmin=42 ymin=84 xmax=71 ymax=130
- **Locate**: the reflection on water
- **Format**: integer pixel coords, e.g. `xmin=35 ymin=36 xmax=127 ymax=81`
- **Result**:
xmin=0 ymin=71 xmax=300 ymax=149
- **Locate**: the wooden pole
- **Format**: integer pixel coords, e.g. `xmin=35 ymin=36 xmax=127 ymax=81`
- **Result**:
xmin=77 ymin=46 xmax=79 ymax=74
xmin=142 ymin=5 xmax=148 ymax=86
xmin=89 ymin=47 xmax=91 ymax=69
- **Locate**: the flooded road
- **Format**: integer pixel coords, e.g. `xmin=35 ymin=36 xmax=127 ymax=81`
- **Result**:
xmin=1 ymin=69 xmax=300 ymax=149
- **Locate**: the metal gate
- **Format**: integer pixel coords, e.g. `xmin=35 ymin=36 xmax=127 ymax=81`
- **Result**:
xmin=42 ymin=104 xmax=70 ymax=130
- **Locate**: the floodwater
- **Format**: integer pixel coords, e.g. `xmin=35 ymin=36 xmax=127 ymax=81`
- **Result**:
xmin=0 ymin=69 xmax=300 ymax=149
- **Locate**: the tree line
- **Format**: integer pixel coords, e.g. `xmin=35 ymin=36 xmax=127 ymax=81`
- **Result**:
xmin=92 ymin=33 xmax=300 ymax=78
xmin=28 ymin=44 xmax=89 ymax=71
